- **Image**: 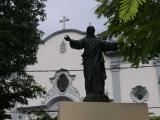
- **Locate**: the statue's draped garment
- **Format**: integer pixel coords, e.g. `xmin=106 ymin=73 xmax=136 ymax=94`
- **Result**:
xmin=69 ymin=37 xmax=117 ymax=96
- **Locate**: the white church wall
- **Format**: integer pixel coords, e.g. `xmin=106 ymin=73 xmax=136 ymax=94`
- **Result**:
xmin=119 ymin=62 xmax=160 ymax=115
xmin=17 ymin=29 xmax=160 ymax=118
xmin=104 ymin=56 xmax=114 ymax=99
xmin=26 ymin=31 xmax=86 ymax=106
xmin=70 ymin=71 xmax=85 ymax=97
xmin=27 ymin=32 xmax=84 ymax=70
xmin=26 ymin=72 xmax=54 ymax=106
xmin=105 ymin=70 xmax=113 ymax=99
xmin=25 ymin=30 xmax=115 ymax=106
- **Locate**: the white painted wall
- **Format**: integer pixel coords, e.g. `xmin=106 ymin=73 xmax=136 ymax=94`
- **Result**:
xmin=26 ymin=31 xmax=85 ymax=106
xmin=120 ymin=62 xmax=160 ymax=115
xmin=25 ymin=30 xmax=114 ymax=106
xmin=24 ymin=29 xmax=160 ymax=116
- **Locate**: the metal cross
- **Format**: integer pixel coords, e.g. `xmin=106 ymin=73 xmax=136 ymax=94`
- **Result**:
xmin=59 ymin=16 xmax=69 ymax=30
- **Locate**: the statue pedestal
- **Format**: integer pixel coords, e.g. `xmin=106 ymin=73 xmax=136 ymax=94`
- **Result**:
xmin=58 ymin=102 xmax=149 ymax=120
xmin=83 ymin=94 xmax=110 ymax=102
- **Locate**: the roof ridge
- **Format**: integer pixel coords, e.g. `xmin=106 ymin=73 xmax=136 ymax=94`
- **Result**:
xmin=43 ymin=29 xmax=86 ymax=42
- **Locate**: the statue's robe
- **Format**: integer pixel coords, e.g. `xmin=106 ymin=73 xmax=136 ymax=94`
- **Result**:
xmin=69 ymin=36 xmax=117 ymax=96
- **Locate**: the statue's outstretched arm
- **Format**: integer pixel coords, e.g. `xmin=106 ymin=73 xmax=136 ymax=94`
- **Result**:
xmin=100 ymin=40 xmax=118 ymax=52
xmin=64 ymin=35 xmax=85 ymax=49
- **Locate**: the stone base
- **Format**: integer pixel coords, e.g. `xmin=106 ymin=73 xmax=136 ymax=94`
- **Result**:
xmin=58 ymin=102 xmax=149 ymax=120
xmin=83 ymin=94 xmax=110 ymax=102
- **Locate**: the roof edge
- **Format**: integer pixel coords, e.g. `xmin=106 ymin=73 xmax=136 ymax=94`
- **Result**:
xmin=43 ymin=29 xmax=86 ymax=42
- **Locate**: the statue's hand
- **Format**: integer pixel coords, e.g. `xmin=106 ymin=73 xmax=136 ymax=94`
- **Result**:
xmin=64 ymin=35 xmax=71 ymax=41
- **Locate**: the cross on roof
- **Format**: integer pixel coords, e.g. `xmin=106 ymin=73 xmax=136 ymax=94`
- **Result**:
xmin=59 ymin=16 xmax=69 ymax=30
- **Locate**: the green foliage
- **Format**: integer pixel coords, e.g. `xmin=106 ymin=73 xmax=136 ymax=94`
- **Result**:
xmin=0 ymin=0 xmax=46 ymax=119
xmin=150 ymin=116 xmax=160 ymax=120
xmin=95 ymin=0 xmax=160 ymax=66
xmin=119 ymin=0 xmax=146 ymax=22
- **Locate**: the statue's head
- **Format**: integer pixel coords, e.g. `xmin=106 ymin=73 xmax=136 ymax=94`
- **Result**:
xmin=86 ymin=26 xmax=95 ymax=37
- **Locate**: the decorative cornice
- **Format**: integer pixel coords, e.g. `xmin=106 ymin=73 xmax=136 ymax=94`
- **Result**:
xmin=17 ymin=68 xmax=81 ymax=114
xmin=17 ymin=105 xmax=47 ymax=113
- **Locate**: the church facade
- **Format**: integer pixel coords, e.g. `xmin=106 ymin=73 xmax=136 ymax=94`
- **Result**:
xmin=11 ymin=29 xmax=160 ymax=119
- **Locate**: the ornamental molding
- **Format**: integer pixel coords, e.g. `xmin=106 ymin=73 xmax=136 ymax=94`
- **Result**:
xmin=41 ymin=68 xmax=81 ymax=104
xmin=130 ymin=85 xmax=149 ymax=103
xmin=60 ymin=41 xmax=67 ymax=54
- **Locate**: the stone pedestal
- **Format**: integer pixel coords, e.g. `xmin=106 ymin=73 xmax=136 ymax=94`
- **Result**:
xmin=58 ymin=102 xmax=149 ymax=120
xmin=83 ymin=94 xmax=110 ymax=102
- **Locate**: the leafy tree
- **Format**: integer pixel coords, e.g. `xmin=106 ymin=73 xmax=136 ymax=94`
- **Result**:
xmin=150 ymin=116 xmax=160 ymax=120
xmin=0 ymin=0 xmax=46 ymax=119
xmin=119 ymin=0 xmax=146 ymax=22
xmin=95 ymin=0 xmax=160 ymax=66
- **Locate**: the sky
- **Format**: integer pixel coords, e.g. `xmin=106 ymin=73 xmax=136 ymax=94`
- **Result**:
xmin=39 ymin=0 xmax=107 ymax=38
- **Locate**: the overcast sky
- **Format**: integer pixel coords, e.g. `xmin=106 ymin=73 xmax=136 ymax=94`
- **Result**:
xmin=39 ymin=0 xmax=107 ymax=38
